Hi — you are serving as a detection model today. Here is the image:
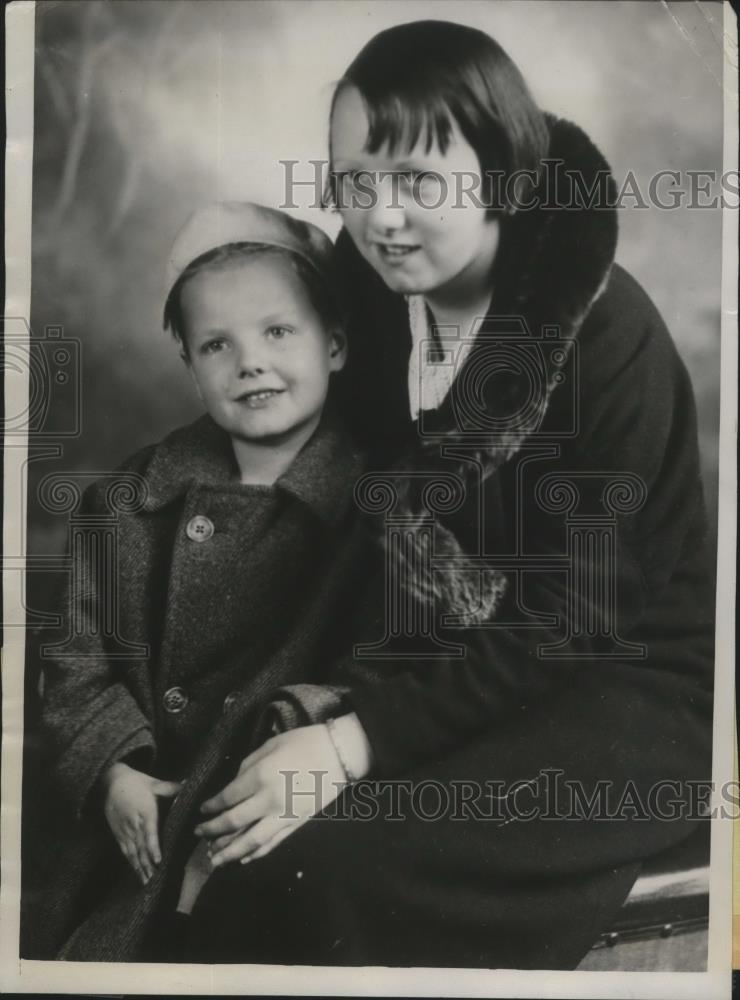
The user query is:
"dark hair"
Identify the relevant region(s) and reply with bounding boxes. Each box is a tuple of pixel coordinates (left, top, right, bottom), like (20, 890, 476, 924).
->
(163, 242, 344, 355)
(326, 20, 549, 214)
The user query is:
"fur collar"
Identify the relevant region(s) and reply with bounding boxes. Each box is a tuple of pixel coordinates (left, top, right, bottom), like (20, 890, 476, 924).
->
(416, 114, 618, 463)
(393, 116, 619, 621)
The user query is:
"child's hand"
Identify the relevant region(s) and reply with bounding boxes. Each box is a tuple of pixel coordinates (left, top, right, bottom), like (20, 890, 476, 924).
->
(195, 723, 352, 868)
(101, 761, 181, 884)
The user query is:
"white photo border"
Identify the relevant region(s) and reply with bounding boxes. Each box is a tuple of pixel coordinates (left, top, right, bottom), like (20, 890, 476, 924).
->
(2, 2, 736, 996)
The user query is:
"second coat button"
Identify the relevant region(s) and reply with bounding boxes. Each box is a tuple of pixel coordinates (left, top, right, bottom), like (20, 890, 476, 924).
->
(186, 515, 214, 542)
(163, 686, 189, 714)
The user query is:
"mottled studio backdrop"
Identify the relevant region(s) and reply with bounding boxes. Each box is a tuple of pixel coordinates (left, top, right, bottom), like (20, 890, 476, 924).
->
(27, 0, 724, 574)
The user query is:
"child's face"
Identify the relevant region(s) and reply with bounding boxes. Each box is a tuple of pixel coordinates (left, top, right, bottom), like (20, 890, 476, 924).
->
(331, 85, 500, 299)
(180, 254, 345, 445)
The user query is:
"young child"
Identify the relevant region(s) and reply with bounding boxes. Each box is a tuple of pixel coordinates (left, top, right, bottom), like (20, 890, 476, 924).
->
(38, 202, 373, 960)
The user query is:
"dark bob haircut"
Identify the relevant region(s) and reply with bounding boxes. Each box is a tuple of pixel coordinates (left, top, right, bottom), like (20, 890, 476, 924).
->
(163, 243, 345, 356)
(326, 19, 549, 214)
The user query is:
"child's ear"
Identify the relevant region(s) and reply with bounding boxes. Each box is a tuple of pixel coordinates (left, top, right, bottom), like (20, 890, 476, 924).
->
(328, 328, 348, 372)
(176, 332, 190, 367)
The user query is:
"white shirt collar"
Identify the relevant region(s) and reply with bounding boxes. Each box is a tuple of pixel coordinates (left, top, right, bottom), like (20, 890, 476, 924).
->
(406, 295, 482, 420)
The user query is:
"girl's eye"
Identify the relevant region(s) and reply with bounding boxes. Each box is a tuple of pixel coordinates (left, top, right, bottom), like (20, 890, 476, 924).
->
(266, 325, 294, 340)
(400, 170, 438, 187)
(341, 169, 374, 191)
(349, 170, 365, 185)
(200, 338, 226, 355)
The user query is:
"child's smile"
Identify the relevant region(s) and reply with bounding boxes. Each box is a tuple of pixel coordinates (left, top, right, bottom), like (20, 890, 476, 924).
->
(234, 387, 286, 408)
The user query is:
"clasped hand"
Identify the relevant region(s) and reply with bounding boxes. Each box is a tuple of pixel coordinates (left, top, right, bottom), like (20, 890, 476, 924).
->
(103, 720, 366, 882)
(194, 723, 348, 867)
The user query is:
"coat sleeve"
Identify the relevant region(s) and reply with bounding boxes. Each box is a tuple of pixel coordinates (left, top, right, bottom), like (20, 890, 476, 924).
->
(342, 269, 714, 783)
(41, 481, 155, 816)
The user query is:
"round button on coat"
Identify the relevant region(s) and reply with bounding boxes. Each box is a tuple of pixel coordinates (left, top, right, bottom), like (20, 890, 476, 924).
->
(163, 686, 189, 714)
(186, 515, 214, 542)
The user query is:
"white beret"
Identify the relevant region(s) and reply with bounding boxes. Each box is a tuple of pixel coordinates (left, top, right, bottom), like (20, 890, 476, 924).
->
(164, 201, 334, 314)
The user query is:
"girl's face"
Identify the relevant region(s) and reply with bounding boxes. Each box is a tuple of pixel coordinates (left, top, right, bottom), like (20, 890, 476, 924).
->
(181, 254, 345, 446)
(330, 85, 500, 300)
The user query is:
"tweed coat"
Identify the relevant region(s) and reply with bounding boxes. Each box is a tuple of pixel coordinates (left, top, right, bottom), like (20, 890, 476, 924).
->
(26, 412, 368, 960)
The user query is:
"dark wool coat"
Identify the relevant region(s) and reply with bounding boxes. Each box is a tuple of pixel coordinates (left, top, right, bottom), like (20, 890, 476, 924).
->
(25, 413, 368, 960)
(329, 116, 715, 781)
(180, 114, 714, 970)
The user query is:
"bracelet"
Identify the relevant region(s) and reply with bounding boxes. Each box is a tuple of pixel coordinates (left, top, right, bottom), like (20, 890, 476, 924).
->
(325, 717, 357, 784)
